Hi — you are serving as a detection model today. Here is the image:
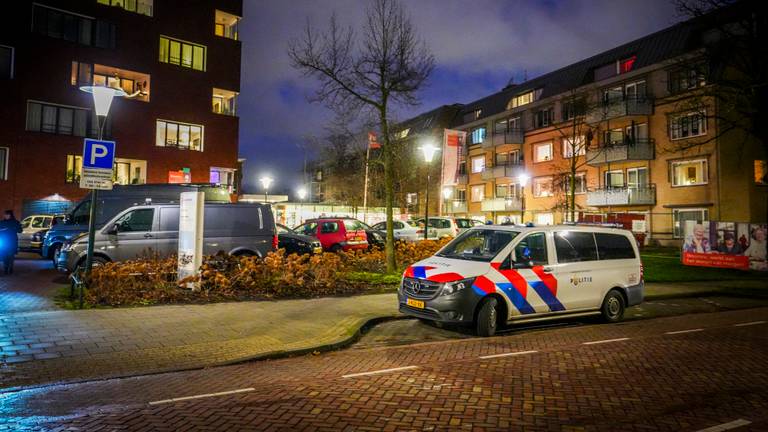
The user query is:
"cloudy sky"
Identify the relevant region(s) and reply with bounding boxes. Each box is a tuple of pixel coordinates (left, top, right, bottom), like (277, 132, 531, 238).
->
(238, 0, 683, 193)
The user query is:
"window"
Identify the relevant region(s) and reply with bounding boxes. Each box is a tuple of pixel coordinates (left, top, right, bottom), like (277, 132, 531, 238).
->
(562, 136, 585, 158)
(462, 109, 483, 124)
(533, 142, 553, 162)
(0, 147, 8, 180)
(756, 160, 768, 185)
(1, 45, 13, 79)
(159, 36, 206, 71)
(555, 231, 598, 263)
(561, 98, 585, 121)
(533, 177, 553, 197)
(594, 56, 637, 81)
(605, 170, 625, 188)
(438, 229, 518, 262)
(212, 88, 238, 115)
(405, 192, 418, 206)
(671, 159, 707, 186)
(470, 185, 484, 202)
(470, 127, 486, 145)
(296, 222, 318, 236)
(673, 208, 708, 238)
(156, 120, 203, 151)
(73, 62, 151, 102)
(67, 156, 145, 185)
(627, 167, 649, 188)
(97, 0, 153, 16)
(669, 65, 706, 93)
(514, 232, 548, 265)
(65, 155, 83, 183)
(563, 173, 586, 194)
(26, 101, 105, 138)
(595, 233, 636, 260)
(494, 116, 521, 134)
(113, 209, 154, 232)
(455, 189, 467, 202)
(210, 167, 235, 188)
(496, 150, 519, 166)
(496, 183, 521, 198)
(620, 55, 637, 74)
(509, 90, 538, 109)
(32, 4, 115, 48)
(533, 107, 554, 129)
(670, 111, 707, 139)
(396, 128, 410, 139)
(320, 222, 339, 234)
(471, 156, 485, 173)
(535, 213, 554, 225)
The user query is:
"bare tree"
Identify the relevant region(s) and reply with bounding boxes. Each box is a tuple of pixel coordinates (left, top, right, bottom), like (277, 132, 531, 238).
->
(288, 0, 434, 271)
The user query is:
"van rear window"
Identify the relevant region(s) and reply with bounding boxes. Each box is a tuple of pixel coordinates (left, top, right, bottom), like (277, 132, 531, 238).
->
(554, 231, 599, 263)
(595, 233, 636, 260)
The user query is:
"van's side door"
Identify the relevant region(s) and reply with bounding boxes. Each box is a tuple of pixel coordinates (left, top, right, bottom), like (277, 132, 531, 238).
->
(550, 230, 601, 310)
(155, 206, 180, 257)
(107, 208, 157, 261)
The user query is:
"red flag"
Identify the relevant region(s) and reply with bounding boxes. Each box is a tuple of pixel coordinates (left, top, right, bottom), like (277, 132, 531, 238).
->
(368, 132, 381, 149)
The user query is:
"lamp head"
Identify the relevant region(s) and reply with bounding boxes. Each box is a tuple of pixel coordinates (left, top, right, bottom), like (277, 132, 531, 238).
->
(442, 187, 453, 200)
(79, 85, 126, 117)
(259, 176, 273, 190)
(420, 142, 439, 163)
(297, 187, 307, 200)
(517, 173, 530, 187)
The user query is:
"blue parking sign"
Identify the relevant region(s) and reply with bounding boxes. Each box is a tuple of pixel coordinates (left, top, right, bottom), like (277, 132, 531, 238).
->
(82, 139, 116, 169)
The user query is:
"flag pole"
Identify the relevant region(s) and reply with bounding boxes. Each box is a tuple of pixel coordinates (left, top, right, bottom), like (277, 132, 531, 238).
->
(363, 136, 371, 223)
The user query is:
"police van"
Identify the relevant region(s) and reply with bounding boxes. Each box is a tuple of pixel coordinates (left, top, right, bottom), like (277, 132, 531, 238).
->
(398, 224, 644, 336)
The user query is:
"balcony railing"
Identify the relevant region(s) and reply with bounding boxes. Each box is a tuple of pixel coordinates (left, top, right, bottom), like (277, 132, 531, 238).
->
(481, 162, 525, 181)
(490, 128, 525, 146)
(481, 197, 523, 212)
(586, 184, 656, 206)
(443, 200, 468, 214)
(586, 138, 655, 166)
(587, 97, 653, 123)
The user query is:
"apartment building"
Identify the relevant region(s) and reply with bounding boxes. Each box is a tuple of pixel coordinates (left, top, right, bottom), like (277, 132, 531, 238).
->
(439, 8, 766, 245)
(0, 0, 242, 216)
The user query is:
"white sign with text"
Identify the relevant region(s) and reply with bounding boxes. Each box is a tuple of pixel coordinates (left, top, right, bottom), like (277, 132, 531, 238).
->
(178, 191, 204, 290)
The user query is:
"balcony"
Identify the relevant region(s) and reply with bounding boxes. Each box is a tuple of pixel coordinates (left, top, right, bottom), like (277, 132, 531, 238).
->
(586, 138, 655, 166)
(481, 197, 523, 212)
(492, 128, 525, 145)
(586, 185, 656, 206)
(587, 97, 653, 123)
(443, 200, 468, 214)
(481, 162, 525, 181)
(479, 134, 493, 149)
(212, 88, 238, 116)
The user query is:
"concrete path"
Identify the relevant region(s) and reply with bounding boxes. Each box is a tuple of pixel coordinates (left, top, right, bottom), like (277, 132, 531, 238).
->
(0, 254, 67, 314)
(0, 294, 398, 391)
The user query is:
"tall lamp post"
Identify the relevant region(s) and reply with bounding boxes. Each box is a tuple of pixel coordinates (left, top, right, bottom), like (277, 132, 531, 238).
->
(518, 173, 530, 224)
(296, 186, 307, 225)
(79, 84, 125, 284)
(259, 176, 273, 203)
(420, 142, 439, 240)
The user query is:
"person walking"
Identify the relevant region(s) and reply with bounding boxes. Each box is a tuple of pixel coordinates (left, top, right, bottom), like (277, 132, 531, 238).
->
(0, 210, 23, 275)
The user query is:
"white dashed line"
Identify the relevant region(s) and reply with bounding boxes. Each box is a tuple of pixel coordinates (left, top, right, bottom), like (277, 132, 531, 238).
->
(148, 387, 255, 405)
(665, 328, 704, 335)
(479, 350, 538, 360)
(733, 321, 766, 327)
(695, 418, 751, 432)
(582, 338, 630, 345)
(342, 366, 418, 379)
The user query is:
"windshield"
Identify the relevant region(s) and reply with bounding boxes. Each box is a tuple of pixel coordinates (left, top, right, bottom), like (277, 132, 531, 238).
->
(32, 217, 51, 228)
(21, 217, 32, 229)
(436, 229, 519, 262)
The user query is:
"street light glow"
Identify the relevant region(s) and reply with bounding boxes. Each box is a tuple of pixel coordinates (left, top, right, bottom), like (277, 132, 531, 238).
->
(259, 176, 274, 190)
(79, 85, 127, 117)
(420, 142, 439, 163)
(297, 187, 307, 200)
(518, 173, 530, 187)
(442, 187, 453, 199)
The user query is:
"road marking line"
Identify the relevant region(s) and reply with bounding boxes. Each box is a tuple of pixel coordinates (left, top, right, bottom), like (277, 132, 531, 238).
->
(479, 350, 538, 359)
(665, 328, 704, 335)
(695, 419, 751, 432)
(733, 321, 766, 327)
(582, 337, 630, 345)
(342, 365, 418, 379)
(148, 388, 255, 405)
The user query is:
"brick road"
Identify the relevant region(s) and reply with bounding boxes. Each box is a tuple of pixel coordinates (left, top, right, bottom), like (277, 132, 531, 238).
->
(0, 254, 66, 314)
(1, 307, 765, 431)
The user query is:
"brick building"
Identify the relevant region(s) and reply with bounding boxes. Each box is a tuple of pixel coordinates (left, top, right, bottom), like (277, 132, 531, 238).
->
(0, 0, 242, 216)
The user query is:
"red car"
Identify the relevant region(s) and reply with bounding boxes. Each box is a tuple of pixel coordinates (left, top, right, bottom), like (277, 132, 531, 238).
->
(294, 218, 369, 252)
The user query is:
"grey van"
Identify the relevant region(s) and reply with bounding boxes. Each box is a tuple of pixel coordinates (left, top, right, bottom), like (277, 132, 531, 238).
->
(57, 202, 276, 273)
(42, 184, 231, 264)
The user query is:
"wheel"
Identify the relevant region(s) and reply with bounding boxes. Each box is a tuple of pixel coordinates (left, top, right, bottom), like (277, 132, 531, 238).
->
(330, 244, 342, 253)
(601, 290, 625, 323)
(50, 244, 62, 265)
(475, 297, 499, 337)
(75, 256, 108, 274)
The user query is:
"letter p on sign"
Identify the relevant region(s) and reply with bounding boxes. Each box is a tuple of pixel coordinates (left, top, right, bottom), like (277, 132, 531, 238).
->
(82, 139, 116, 170)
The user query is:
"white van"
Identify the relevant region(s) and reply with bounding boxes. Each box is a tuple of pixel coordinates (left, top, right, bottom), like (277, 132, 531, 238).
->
(398, 224, 644, 336)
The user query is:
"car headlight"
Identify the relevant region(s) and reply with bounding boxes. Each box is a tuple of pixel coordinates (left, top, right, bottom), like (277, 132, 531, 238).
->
(61, 241, 73, 252)
(441, 278, 475, 296)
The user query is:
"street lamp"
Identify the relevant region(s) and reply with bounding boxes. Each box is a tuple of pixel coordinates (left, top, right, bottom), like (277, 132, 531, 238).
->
(420, 142, 439, 240)
(259, 176, 273, 203)
(78, 83, 125, 296)
(518, 173, 530, 224)
(297, 187, 307, 201)
(441, 187, 452, 215)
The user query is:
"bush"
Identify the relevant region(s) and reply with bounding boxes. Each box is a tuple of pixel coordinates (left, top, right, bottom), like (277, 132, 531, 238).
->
(85, 237, 453, 307)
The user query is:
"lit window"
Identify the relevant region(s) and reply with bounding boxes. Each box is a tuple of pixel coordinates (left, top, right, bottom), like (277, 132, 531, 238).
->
(670, 111, 707, 139)
(673, 208, 708, 238)
(533, 177, 553, 197)
(563, 173, 587, 194)
(533, 107, 554, 129)
(620, 55, 637, 74)
(156, 120, 204, 151)
(671, 159, 707, 186)
(471, 156, 485, 173)
(509, 90, 535, 109)
(210, 167, 235, 189)
(533, 142, 553, 162)
(214, 10, 240, 40)
(0, 147, 8, 180)
(562, 136, 586, 158)
(212, 88, 238, 116)
(605, 170, 625, 188)
(159, 36, 206, 71)
(396, 128, 410, 139)
(98, 0, 153, 16)
(470, 127, 486, 145)
(756, 160, 768, 185)
(470, 185, 485, 202)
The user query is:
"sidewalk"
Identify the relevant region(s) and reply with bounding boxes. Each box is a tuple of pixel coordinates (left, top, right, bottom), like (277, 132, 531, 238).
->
(1, 279, 766, 392)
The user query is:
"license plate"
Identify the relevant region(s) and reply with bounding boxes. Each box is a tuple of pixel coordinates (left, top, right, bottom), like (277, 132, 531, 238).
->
(313, 247, 323, 254)
(406, 298, 425, 309)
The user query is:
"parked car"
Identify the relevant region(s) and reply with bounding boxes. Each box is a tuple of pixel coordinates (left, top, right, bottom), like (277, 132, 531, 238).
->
(414, 217, 459, 238)
(18, 215, 54, 253)
(455, 218, 485, 233)
(294, 218, 368, 252)
(43, 184, 231, 265)
(276, 224, 323, 255)
(371, 220, 436, 242)
(357, 220, 386, 249)
(398, 224, 644, 336)
(57, 203, 275, 273)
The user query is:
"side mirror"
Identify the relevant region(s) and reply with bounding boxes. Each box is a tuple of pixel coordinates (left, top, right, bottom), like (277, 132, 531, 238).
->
(512, 260, 534, 269)
(106, 224, 119, 235)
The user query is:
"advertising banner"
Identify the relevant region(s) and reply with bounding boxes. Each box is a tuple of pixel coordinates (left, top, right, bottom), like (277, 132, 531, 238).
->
(682, 221, 767, 271)
(441, 129, 466, 186)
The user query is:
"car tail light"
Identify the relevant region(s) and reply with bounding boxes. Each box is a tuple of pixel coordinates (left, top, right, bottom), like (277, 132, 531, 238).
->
(640, 262, 644, 281)
(416, 229, 424, 234)
(272, 235, 278, 250)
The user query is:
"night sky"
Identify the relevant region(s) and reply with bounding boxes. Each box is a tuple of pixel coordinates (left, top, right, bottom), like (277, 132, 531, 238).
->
(237, 0, 682, 194)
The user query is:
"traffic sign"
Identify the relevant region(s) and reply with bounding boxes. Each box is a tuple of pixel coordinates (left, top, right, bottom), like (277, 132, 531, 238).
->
(80, 139, 116, 190)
